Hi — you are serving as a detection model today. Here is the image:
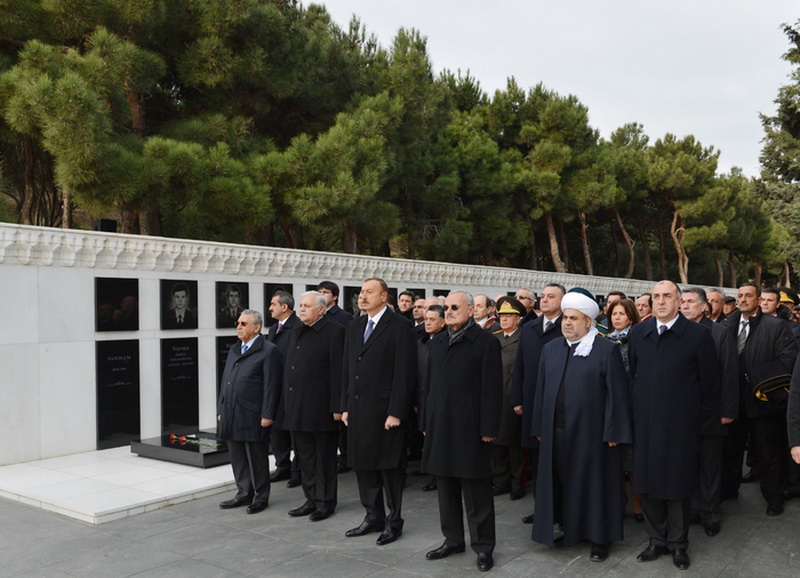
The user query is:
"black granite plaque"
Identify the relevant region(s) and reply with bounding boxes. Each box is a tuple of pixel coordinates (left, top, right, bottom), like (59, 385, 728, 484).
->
(216, 335, 239, 395)
(407, 288, 426, 299)
(263, 282, 294, 327)
(160, 280, 198, 330)
(160, 337, 199, 435)
(343, 285, 361, 316)
(433, 289, 450, 297)
(95, 278, 139, 332)
(216, 282, 249, 329)
(96, 340, 140, 449)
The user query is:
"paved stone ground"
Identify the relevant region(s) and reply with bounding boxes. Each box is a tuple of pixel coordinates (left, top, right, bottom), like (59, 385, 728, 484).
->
(1, 464, 799, 577)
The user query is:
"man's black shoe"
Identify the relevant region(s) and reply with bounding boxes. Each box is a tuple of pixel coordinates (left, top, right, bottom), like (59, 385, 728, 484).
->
(219, 497, 251, 509)
(704, 522, 720, 537)
(521, 513, 534, 524)
(672, 548, 690, 570)
(766, 504, 784, 517)
(376, 526, 402, 546)
(288, 502, 316, 517)
(345, 521, 382, 537)
(270, 469, 291, 483)
(337, 462, 351, 474)
(421, 480, 437, 492)
(477, 552, 493, 572)
(590, 543, 608, 562)
(492, 484, 510, 496)
(425, 543, 466, 560)
(246, 502, 268, 514)
(286, 477, 301, 488)
(309, 508, 333, 522)
(637, 544, 669, 562)
(509, 488, 525, 500)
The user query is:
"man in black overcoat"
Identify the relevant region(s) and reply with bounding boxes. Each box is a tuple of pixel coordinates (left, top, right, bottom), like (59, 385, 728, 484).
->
(341, 278, 416, 546)
(680, 288, 738, 537)
(628, 281, 718, 571)
(720, 283, 797, 515)
(279, 291, 345, 522)
(217, 309, 283, 514)
(510, 282, 564, 523)
(789, 354, 800, 467)
(318, 280, 354, 326)
(421, 291, 502, 572)
(267, 290, 303, 486)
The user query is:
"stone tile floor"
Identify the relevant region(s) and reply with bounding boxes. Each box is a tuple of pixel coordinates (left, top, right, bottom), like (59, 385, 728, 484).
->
(0, 450, 798, 576)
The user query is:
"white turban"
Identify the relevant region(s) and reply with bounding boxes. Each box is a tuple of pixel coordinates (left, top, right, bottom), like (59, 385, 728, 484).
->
(561, 291, 600, 321)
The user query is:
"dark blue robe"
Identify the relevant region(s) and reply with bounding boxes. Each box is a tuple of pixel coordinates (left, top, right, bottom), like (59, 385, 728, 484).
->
(531, 335, 632, 547)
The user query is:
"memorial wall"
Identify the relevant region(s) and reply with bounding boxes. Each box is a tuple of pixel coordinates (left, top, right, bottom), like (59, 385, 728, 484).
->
(0, 222, 668, 466)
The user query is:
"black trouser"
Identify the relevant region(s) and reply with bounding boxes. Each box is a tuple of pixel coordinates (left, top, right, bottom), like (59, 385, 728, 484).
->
(435, 475, 495, 554)
(293, 430, 338, 511)
(721, 413, 750, 498)
(271, 427, 299, 479)
(490, 443, 525, 491)
(639, 494, 690, 551)
(691, 435, 724, 525)
(750, 415, 788, 507)
(227, 438, 271, 505)
(355, 468, 405, 530)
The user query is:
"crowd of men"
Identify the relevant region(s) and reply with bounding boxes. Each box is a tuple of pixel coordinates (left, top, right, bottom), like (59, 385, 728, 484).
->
(215, 277, 800, 572)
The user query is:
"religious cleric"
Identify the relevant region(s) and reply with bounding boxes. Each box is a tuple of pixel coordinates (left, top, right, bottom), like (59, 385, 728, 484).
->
(531, 288, 633, 562)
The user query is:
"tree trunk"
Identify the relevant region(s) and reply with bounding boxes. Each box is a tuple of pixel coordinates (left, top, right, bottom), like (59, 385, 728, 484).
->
(754, 261, 762, 286)
(118, 202, 139, 234)
(784, 262, 791, 289)
(343, 223, 358, 254)
(714, 258, 724, 287)
(610, 221, 620, 277)
(61, 187, 72, 228)
(669, 209, 689, 284)
(614, 208, 635, 278)
(638, 218, 653, 280)
(556, 216, 570, 271)
(527, 224, 538, 270)
(578, 211, 593, 276)
(139, 209, 163, 236)
(657, 221, 667, 280)
(727, 252, 737, 288)
(545, 213, 567, 273)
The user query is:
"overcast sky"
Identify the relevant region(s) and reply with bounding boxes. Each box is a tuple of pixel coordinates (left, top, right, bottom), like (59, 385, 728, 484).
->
(321, 1, 799, 177)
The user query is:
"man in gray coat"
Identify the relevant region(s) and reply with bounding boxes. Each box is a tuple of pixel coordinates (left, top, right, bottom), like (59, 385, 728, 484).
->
(217, 310, 283, 514)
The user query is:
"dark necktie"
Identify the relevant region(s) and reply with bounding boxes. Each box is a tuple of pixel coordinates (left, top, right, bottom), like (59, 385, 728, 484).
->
(177, 315, 183, 324)
(658, 324, 667, 335)
(276, 322, 284, 335)
(364, 319, 375, 343)
(737, 320, 748, 354)
(544, 320, 553, 333)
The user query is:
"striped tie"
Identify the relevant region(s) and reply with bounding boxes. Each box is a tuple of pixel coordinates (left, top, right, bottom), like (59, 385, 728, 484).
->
(737, 320, 748, 354)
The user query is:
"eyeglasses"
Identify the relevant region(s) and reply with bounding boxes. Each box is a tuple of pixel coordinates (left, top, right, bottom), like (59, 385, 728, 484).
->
(443, 305, 461, 311)
(236, 321, 250, 327)
(515, 295, 532, 300)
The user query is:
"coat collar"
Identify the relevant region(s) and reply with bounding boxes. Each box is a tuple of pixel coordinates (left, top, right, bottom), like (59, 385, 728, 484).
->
(238, 333, 264, 357)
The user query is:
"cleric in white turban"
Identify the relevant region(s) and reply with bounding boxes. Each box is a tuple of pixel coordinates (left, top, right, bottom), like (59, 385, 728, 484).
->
(530, 286, 633, 562)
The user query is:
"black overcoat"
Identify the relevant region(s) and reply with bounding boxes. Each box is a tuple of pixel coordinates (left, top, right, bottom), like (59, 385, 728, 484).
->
(493, 328, 522, 445)
(341, 309, 416, 470)
(267, 312, 302, 357)
(326, 304, 354, 326)
(510, 315, 563, 447)
(421, 322, 503, 479)
(217, 335, 283, 442)
(531, 336, 632, 547)
(723, 309, 797, 418)
(788, 354, 800, 448)
(277, 316, 344, 432)
(628, 314, 717, 500)
(699, 316, 738, 435)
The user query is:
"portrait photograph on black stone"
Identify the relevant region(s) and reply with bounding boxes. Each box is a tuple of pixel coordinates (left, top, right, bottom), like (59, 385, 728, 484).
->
(343, 285, 360, 316)
(160, 279, 198, 330)
(96, 340, 140, 449)
(216, 282, 249, 329)
(263, 282, 293, 326)
(216, 335, 239, 396)
(95, 277, 139, 332)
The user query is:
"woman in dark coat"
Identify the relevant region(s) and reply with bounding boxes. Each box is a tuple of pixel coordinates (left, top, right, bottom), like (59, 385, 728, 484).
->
(531, 291, 632, 561)
(606, 298, 643, 522)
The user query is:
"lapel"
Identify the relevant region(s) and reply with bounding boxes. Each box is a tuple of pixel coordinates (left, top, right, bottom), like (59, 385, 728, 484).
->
(551, 339, 571, 386)
(642, 317, 659, 343)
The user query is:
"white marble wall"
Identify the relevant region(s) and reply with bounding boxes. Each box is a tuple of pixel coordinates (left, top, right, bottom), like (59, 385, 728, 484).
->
(0, 223, 716, 466)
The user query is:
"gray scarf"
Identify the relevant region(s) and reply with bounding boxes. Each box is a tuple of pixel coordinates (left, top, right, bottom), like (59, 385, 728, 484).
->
(448, 318, 475, 345)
